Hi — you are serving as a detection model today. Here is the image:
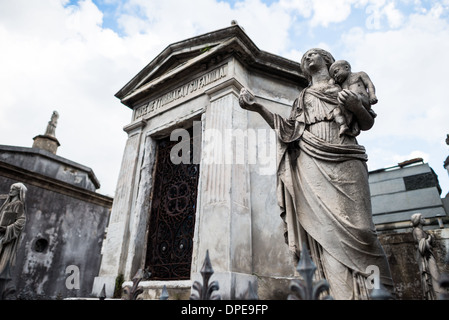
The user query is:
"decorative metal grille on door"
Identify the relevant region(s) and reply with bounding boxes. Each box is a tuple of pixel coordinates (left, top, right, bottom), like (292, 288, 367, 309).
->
(145, 130, 200, 280)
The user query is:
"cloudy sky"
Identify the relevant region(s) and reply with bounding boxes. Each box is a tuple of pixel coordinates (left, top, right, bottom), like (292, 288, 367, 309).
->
(1, 0, 448, 197)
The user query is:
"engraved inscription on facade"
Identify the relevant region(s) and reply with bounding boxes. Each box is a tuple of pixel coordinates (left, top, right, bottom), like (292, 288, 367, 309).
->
(134, 64, 228, 121)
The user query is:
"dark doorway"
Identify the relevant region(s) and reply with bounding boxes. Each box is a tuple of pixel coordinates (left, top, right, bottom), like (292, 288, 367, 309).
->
(145, 127, 200, 280)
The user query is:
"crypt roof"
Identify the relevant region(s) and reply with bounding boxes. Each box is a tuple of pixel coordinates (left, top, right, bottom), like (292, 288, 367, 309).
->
(0, 144, 101, 191)
(115, 24, 308, 108)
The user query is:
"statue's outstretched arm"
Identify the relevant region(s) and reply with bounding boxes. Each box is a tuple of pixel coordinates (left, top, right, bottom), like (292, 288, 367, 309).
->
(239, 88, 275, 129)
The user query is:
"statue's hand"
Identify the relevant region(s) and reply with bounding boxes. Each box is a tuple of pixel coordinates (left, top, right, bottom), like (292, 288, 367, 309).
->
(239, 88, 258, 111)
(338, 89, 362, 113)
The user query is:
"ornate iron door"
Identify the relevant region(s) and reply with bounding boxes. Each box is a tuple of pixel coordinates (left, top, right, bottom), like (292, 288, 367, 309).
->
(145, 132, 200, 280)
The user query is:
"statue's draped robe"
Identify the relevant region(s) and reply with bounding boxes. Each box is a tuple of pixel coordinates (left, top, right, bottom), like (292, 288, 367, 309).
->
(274, 88, 393, 299)
(414, 230, 442, 300)
(0, 200, 26, 279)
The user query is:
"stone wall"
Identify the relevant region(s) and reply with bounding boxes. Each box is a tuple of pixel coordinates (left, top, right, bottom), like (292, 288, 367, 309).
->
(0, 159, 112, 299)
(379, 228, 449, 300)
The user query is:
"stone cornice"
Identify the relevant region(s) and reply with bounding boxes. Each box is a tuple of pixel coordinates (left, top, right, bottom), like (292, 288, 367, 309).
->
(0, 144, 101, 189)
(0, 160, 113, 208)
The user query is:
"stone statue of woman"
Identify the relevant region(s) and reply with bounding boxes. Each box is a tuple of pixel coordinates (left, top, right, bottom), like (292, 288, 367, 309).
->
(0, 182, 27, 298)
(239, 48, 393, 299)
(411, 213, 442, 300)
(44, 110, 59, 137)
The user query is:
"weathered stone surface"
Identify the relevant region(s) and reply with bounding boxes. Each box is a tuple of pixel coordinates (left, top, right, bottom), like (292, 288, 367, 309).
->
(98, 25, 306, 299)
(0, 164, 111, 299)
(0, 145, 100, 192)
(32, 111, 60, 155)
(32, 135, 60, 155)
(379, 228, 449, 299)
(378, 232, 423, 299)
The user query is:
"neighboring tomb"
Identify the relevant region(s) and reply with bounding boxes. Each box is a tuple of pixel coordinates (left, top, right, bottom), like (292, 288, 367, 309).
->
(370, 158, 449, 299)
(0, 112, 112, 299)
(369, 158, 447, 233)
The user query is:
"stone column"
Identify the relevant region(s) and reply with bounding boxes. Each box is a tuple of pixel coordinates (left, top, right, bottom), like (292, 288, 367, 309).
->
(191, 82, 256, 299)
(92, 119, 146, 298)
(123, 134, 157, 279)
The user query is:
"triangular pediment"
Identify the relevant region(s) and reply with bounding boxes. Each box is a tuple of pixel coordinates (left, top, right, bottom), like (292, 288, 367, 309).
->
(127, 42, 223, 94)
(116, 24, 307, 108)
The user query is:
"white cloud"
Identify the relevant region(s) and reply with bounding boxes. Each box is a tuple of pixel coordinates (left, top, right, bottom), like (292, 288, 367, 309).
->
(309, 0, 356, 27)
(279, 0, 360, 27)
(364, 0, 407, 29)
(340, 6, 449, 142)
(278, 0, 313, 17)
(283, 48, 305, 62)
(392, 150, 430, 164)
(341, 4, 449, 194)
(365, 146, 429, 170)
(383, 2, 405, 28)
(278, 0, 407, 29)
(115, 0, 293, 54)
(0, 0, 136, 196)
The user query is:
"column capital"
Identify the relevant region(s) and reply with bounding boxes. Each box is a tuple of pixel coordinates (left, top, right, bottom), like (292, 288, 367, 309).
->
(205, 78, 244, 103)
(123, 119, 147, 135)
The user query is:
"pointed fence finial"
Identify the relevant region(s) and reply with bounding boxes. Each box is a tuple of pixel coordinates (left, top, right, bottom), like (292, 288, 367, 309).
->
(99, 284, 106, 300)
(288, 243, 332, 300)
(160, 285, 169, 300)
(122, 268, 151, 300)
(190, 250, 221, 300)
(370, 284, 393, 300)
(238, 281, 259, 300)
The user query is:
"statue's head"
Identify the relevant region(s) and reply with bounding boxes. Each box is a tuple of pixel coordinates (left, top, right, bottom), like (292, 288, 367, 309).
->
(329, 60, 351, 84)
(51, 111, 59, 122)
(9, 183, 27, 202)
(411, 213, 423, 227)
(300, 48, 335, 81)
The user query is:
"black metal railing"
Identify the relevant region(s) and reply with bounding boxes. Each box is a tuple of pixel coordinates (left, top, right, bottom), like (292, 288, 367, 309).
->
(115, 246, 449, 300)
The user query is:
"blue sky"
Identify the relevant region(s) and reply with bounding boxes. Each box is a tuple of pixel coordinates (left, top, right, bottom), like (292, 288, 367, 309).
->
(0, 0, 448, 197)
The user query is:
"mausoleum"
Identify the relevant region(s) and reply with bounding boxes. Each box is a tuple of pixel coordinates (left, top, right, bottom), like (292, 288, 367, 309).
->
(0, 112, 112, 299)
(93, 24, 307, 299)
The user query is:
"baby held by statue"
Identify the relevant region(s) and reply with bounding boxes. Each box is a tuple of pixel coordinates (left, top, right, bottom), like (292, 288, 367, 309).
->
(329, 60, 378, 136)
